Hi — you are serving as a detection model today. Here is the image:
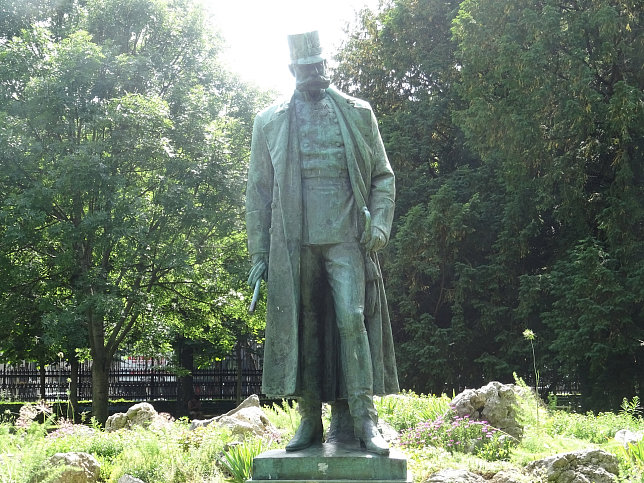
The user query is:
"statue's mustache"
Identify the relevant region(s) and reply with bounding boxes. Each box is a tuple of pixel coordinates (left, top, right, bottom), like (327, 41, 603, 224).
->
(296, 73, 330, 90)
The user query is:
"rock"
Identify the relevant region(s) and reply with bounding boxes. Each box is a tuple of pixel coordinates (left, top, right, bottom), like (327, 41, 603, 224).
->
(189, 416, 216, 431)
(216, 395, 274, 438)
(105, 402, 168, 432)
(490, 469, 531, 482)
(48, 452, 100, 483)
(105, 412, 128, 432)
(451, 382, 523, 439)
(615, 429, 643, 447)
(117, 475, 145, 483)
(189, 394, 277, 439)
(223, 394, 262, 414)
(217, 412, 268, 437)
(526, 449, 619, 483)
(425, 468, 485, 482)
(378, 419, 399, 444)
(125, 402, 157, 427)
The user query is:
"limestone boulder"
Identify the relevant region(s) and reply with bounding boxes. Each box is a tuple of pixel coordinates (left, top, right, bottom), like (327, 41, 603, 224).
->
(615, 429, 643, 447)
(48, 452, 100, 483)
(189, 416, 216, 431)
(105, 402, 171, 432)
(217, 408, 272, 437)
(189, 394, 277, 439)
(451, 382, 523, 439)
(125, 402, 157, 427)
(425, 468, 485, 482)
(378, 419, 399, 444)
(490, 469, 532, 483)
(105, 412, 128, 432)
(526, 449, 619, 483)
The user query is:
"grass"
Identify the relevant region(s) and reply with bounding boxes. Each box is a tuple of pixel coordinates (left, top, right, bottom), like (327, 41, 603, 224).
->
(375, 391, 452, 431)
(0, 411, 235, 482)
(0, 391, 643, 482)
(382, 388, 644, 482)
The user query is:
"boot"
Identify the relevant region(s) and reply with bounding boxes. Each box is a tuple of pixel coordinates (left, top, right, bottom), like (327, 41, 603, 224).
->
(340, 327, 389, 456)
(355, 416, 389, 455)
(285, 399, 323, 451)
(326, 400, 358, 445)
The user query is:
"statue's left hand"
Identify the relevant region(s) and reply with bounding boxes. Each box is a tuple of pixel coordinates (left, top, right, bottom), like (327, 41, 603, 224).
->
(365, 227, 387, 252)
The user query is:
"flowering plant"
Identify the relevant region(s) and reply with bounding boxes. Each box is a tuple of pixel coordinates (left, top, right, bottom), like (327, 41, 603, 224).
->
(399, 412, 516, 461)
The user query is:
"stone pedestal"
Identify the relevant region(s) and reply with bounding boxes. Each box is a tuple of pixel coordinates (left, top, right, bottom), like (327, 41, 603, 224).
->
(249, 442, 411, 482)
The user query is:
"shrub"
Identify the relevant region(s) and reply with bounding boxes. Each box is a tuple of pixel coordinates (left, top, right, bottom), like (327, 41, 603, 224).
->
(625, 439, 644, 469)
(375, 391, 451, 431)
(262, 400, 300, 443)
(547, 410, 644, 444)
(219, 438, 267, 483)
(0, 413, 232, 482)
(400, 413, 517, 461)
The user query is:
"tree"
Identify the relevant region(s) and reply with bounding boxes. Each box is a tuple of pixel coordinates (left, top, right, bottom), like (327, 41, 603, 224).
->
(335, 0, 642, 406)
(334, 0, 476, 216)
(453, 0, 643, 408)
(334, 0, 498, 393)
(0, 0, 270, 422)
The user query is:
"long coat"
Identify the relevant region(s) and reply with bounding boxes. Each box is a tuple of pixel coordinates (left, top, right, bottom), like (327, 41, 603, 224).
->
(246, 86, 399, 399)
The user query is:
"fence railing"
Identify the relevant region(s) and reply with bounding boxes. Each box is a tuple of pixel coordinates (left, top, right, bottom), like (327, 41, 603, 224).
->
(1, 360, 581, 404)
(0, 361, 262, 402)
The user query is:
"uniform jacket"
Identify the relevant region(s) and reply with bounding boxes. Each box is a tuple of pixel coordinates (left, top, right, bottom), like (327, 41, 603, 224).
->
(246, 86, 399, 398)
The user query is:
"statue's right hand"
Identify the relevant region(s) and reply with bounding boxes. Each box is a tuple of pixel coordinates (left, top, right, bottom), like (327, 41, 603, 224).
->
(247, 255, 267, 287)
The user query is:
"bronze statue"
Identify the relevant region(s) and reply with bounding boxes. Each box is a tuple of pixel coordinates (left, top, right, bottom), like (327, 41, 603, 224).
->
(246, 31, 398, 455)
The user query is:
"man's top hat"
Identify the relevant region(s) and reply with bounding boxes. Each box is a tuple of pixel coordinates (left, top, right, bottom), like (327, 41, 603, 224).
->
(288, 31, 325, 65)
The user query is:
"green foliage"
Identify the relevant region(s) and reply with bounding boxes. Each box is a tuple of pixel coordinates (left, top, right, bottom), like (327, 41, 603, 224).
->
(261, 400, 300, 443)
(337, 0, 643, 408)
(219, 438, 266, 483)
(400, 413, 517, 461)
(617, 438, 644, 483)
(375, 392, 451, 432)
(624, 439, 644, 471)
(620, 396, 642, 419)
(512, 374, 548, 433)
(3, 392, 644, 481)
(547, 410, 643, 444)
(0, 415, 233, 482)
(453, 0, 643, 409)
(0, 0, 271, 422)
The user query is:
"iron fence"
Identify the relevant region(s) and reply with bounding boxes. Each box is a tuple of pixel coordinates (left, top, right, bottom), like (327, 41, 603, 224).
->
(0, 360, 262, 402)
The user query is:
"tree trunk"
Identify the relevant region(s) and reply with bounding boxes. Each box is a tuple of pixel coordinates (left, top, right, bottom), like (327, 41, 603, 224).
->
(68, 357, 79, 421)
(91, 355, 110, 425)
(176, 338, 194, 418)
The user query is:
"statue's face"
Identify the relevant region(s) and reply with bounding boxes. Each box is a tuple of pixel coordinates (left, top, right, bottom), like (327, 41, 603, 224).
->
(290, 61, 330, 92)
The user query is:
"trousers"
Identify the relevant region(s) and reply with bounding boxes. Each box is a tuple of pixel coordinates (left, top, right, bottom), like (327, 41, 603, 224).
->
(298, 242, 375, 421)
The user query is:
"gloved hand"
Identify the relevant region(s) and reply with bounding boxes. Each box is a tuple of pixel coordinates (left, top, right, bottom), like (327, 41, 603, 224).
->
(247, 253, 267, 287)
(362, 226, 387, 252)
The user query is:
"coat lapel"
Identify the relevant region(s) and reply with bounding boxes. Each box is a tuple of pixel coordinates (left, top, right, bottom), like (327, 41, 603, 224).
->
(262, 101, 291, 182)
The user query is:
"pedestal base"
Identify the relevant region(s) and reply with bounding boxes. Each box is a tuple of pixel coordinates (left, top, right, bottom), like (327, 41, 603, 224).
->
(249, 442, 411, 482)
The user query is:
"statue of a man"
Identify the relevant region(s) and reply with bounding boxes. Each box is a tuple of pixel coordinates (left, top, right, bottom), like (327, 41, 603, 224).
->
(246, 31, 398, 455)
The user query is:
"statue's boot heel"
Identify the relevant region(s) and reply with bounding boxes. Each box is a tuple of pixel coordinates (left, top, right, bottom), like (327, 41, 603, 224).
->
(326, 400, 358, 444)
(355, 417, 389, 455)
